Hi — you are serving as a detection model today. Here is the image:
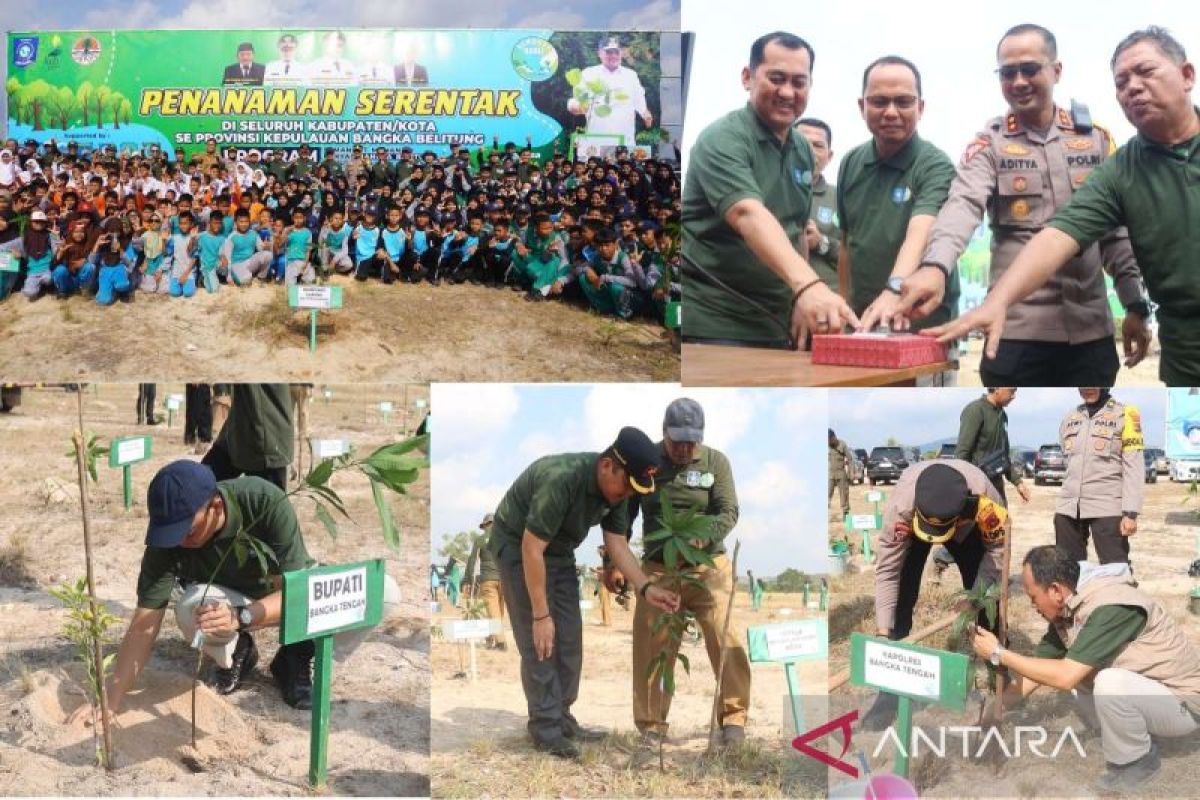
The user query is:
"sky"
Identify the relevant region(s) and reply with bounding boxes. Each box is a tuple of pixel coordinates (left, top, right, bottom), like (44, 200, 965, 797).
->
(682, 0, 1198, 179)
(827, 387, 1171, 452)
(430, 384, 830, 576)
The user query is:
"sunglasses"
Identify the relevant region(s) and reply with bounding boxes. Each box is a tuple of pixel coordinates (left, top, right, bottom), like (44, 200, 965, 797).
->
(996, 61, 1047, 81)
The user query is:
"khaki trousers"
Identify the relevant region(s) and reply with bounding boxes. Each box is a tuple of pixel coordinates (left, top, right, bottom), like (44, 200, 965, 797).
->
(631, 555, 751, 733)
(598, 583, 613, 626)
(478, 579, 506, 646)
(1075, 667, 1200, 764)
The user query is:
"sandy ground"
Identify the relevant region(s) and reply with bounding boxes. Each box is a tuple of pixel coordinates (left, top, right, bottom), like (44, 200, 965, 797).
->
(0, 384, 430, 796)
(0, 278, 679, 384)
(954, 334, 1162, 387)
(430, 589, 827, 798)
(826, 477, 1200, 798)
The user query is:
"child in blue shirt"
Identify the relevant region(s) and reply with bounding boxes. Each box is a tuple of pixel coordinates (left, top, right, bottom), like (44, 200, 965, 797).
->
(284, 208, 314, 285)
(318, 209, 353, 277)
(168, 211, 200, 298)
(376, 205, 407, 285)
(197, 212, 229, 293)
(352, 208, 383, 282)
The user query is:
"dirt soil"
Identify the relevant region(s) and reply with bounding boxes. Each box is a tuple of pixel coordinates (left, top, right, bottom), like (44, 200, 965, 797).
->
(0, 278, 679, 383)
(826, 477, 1200, 798)
(431, 590, 827, 798)
(0, 384, 430, 796)
(955, 334, 1162, 387)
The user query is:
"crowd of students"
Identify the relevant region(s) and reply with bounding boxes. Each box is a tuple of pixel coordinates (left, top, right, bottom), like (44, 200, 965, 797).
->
(0, 136, 681, 323)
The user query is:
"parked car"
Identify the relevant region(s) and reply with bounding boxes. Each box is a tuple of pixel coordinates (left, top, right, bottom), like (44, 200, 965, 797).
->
(1145, 447, 1169, 475)
(867, 446, 909, 485)
(1013, 448, 1036, 479)
(1143, 451, 1158, 483)
(937, 443, 957, 459)
(849, 454, 865, 485)
(1034, 444, 1067, 485)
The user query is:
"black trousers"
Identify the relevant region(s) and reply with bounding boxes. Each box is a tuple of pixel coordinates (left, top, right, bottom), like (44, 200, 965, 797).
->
(137, 383, 156, 424)
(980, 337, 1120, 386)
(184, 384, 213, 444)
(1054, 513, 1128, 564)
(202, 438, 287, 491)
(892, 528, 988, 640)
(497, 546, 584, 745)
(483, 250, 513, 285)
(989, 475, 1008, 504)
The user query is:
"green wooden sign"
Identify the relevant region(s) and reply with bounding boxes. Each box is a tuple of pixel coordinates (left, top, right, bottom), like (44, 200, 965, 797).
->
(850, 633, 971, 778)
(665, 300, 681, 330)
(747, 619, 828, 663)
(288, 285, 344, 353)
(280, 559, 386, 789)
(108, 435, 152, 510)
(281, 559, 385, 645)
(849, 633, 969, 710)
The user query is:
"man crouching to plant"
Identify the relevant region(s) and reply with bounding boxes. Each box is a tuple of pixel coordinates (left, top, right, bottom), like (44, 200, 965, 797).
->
(75, 460, 322, 722)
(971, 545, 1200, 792)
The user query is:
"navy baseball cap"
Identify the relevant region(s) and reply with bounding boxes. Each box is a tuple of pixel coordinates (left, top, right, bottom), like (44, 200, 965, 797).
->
(145, 460, 217, 547)
(608, 427, 664, 495)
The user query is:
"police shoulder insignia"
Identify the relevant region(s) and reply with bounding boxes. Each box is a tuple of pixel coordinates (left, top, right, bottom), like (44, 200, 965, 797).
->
(1094, 123, 1117, 156)
(1122, 405, 1145, 450)
(976, 497, 1008, 545)
(961, 136, 990, 166)
(1001, 143, 1030, 156)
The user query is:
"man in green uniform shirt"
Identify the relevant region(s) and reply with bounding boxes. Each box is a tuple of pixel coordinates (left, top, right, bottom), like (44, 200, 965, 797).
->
(489, 427, 680, 759)
(838, 56, 958, 331)
(955, 387, 1030, 504)
(202, 383, 294, 490)
(96, 462, 314, 718)
(913, 27, 1200, 384)
(828, 428, 852, 518)
(796, 118, 841, 289)
(972, 546, 1200, 791)
(466, 513, 506, 650)
(627, 399, 748, 747)
(683, 31, 857, 347)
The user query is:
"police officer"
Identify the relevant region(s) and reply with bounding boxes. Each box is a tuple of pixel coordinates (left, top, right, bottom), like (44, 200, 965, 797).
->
(466, 513, 506, 650)
(955, 387, 1030, 503)
(795, 118, 841, 290)
(909, 27, 1200, 385)
(916, 24, 1148, 385)
(489, 428, 680, 759)
(864, 459, 1008, 729)
(828, 428, 852, 517)
(628, 399, 748, 747)
(1056, 388, 1144, 565)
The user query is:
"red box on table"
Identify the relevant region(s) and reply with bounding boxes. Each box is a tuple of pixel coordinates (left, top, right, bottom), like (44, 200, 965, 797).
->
(811, 334, 947, 369)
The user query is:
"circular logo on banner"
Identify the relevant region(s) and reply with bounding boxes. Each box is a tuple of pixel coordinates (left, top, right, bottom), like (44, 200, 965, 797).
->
(72, 36, 101, 65)
(511, 37, 559, 82)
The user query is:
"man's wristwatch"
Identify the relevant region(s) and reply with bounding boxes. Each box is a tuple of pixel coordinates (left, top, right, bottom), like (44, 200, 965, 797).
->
(236, 606, 254, 631)
(990, 643, 1005, 667)
(1124, 300, 1151, 319)
(884, 276, 904, 295)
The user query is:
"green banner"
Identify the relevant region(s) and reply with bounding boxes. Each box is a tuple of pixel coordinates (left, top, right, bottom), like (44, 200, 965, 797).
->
(6, 29, 664, 159)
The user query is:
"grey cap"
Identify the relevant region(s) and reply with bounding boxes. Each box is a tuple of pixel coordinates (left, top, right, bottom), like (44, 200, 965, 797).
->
(664, 398, 704, 443)
(600, 36, 622, 51)
(480, 512, 494, 528)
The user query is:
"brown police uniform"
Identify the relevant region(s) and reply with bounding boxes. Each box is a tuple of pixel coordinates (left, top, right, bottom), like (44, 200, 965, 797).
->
(828, 437, 852, 515)
(875, 459, 1007, 637)
(924, 107, 1146, 384)
(1055, 396, 1144, 565)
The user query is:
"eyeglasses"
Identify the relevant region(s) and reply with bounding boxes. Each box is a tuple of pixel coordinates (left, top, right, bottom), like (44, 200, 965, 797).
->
(864, 95, 919, 110)
(996, 61, 1046, 81)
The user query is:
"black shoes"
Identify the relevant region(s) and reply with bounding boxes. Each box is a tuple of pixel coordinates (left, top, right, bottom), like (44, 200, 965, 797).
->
(1096, 743, 1161, 792)
(562, 717, 607, 742)
(270, 640, 315, 710)
(209, 632, 258, 695)
(533, 736, 581, 760)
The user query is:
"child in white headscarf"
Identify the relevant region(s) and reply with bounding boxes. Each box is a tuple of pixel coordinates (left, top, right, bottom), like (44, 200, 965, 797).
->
(0, 150, 21, 191)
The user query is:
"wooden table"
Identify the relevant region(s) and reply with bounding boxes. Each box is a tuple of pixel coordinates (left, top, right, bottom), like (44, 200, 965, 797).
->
(682, 343, 957, 387)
